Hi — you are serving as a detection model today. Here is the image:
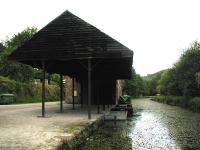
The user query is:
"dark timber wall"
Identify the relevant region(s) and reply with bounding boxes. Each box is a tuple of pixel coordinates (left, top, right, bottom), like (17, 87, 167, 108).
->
(81, 80, 116, 105)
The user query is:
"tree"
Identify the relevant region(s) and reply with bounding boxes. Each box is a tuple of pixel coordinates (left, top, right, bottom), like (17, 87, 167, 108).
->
(175, 41, 200, 96)
(196, 72, 200, 88)
(143, 70, 164, 96)
(124, 68, 147, 96)
(156, 41, 200, 96)
(124, 68, 136, 96)
(0, 27, 37, 82)
(5, 27, 37, 49)
(0, 43, 5, 52)
(157, 68, 180, 95)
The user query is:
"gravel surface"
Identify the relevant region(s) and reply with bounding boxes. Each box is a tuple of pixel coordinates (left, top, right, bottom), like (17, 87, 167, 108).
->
(0, 102, 103, 150)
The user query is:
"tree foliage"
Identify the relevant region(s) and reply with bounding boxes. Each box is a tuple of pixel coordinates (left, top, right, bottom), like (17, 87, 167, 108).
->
(196, 72, 200, 88)
(0, 27, 37, 82)
(157, 69, 180, 95)
(124, 68, 148, 97)
(157, 41, 200, 96)
(139, 70, 164, 96)
(124, 68, 164, 97)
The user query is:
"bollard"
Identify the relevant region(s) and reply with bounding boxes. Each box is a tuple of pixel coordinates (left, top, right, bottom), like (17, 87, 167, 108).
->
(114, 116, 117, 125)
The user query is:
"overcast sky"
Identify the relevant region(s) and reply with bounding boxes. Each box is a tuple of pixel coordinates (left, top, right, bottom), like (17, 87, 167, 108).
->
(1, 0, 200, 76)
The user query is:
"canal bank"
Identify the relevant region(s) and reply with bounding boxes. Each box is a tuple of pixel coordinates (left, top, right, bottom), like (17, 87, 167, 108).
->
(58, 115, 105, 150)
(151, 96, 200, 112)
(78, 121, 132, 150)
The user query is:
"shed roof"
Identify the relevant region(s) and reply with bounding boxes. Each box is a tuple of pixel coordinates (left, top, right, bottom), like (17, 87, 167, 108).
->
(9, 10, 133, 79)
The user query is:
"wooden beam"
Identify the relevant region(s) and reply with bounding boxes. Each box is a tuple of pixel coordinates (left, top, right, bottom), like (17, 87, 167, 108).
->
(42, 61, 46, 117)
(60, 74, 63, 113)
(88, 59, 91, 119)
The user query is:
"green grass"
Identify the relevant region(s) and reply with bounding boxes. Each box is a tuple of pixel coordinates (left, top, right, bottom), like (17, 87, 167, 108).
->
(64, 122, 89, 133)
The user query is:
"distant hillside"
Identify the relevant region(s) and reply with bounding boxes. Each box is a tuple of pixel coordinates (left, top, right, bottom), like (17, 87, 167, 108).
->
(142, 70, 166, 81)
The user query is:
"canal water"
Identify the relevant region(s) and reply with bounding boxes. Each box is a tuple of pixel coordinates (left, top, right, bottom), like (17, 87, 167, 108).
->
(82, 98, 200, 150)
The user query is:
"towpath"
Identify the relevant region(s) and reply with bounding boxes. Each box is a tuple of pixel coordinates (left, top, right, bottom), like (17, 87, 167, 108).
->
(0, 102, 103, 150)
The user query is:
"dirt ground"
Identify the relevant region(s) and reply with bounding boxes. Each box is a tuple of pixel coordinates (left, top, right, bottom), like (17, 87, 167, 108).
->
(0, 102, 104, 150)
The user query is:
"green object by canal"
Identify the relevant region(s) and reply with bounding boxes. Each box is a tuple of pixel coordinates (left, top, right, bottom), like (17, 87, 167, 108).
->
(119, 95, 131, 104)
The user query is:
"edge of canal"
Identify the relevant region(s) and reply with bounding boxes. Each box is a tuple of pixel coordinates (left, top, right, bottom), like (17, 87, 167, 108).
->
(57, 115, 105, 150)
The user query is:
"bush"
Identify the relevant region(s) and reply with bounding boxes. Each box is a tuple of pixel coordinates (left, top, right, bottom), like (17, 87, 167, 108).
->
(151, 95, 200, 112)
(190, 97, 200, 111)
(179, 96, 191, 108)
(151, 96, 166, 103)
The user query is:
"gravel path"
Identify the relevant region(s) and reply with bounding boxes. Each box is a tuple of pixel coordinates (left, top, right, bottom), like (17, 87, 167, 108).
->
(0, 102, 103, 150)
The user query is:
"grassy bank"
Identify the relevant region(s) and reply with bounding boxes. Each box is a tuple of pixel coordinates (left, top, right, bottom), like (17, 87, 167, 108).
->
(81, 123, 132, 150)
(0, 76, 59, 104)
(59, 117, 104, 150)
(59, 118, 132, 150)
(151, 96, 200, 112)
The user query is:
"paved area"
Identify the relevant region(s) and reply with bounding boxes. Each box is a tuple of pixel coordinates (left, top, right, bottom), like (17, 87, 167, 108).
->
(0, 102, 104, 150)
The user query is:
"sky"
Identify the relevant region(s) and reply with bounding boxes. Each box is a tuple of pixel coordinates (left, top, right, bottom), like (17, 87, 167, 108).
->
(1, 0, 200, 76)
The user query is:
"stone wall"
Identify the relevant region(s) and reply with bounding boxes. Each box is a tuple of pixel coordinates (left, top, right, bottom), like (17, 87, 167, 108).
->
(64, 76, 73, 103)
(64, 76, 81, 104)
(116, 80, 124, 103)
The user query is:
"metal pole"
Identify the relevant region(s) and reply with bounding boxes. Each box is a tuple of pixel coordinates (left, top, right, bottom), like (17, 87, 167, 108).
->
(42, 61, 46, 117)
(72, 77, 75, 110)
(88, 59, 91, 119)
(60, 74, 63, 113)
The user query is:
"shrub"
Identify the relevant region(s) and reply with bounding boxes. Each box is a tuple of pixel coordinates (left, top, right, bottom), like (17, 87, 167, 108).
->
(190, 97, 200, 111)
(151, 96, 166, 103)
(151, 95, 200, 112)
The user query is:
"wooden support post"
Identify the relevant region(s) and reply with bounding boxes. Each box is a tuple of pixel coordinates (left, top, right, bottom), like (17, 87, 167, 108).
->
(88, 59, 91, 119)
(116, 81, 118, 105)
(42, 61, 46, 117)
(81, 80, 83, 108)
(114, 116, 117, 125)
(72, 77, 75, 110)
(60, 74, 63, 113)
(97, 86, 100, 114)
(103, 104, 105, 111)
(97, 104, 100, 114)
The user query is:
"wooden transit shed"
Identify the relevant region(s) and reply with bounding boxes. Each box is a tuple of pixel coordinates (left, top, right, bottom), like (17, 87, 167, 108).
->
(9, 10, 133, 119)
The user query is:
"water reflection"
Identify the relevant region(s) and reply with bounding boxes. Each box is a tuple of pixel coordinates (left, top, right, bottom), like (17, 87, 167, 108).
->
(130, 99, 200, 150)
(130, 111, 181, 150)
